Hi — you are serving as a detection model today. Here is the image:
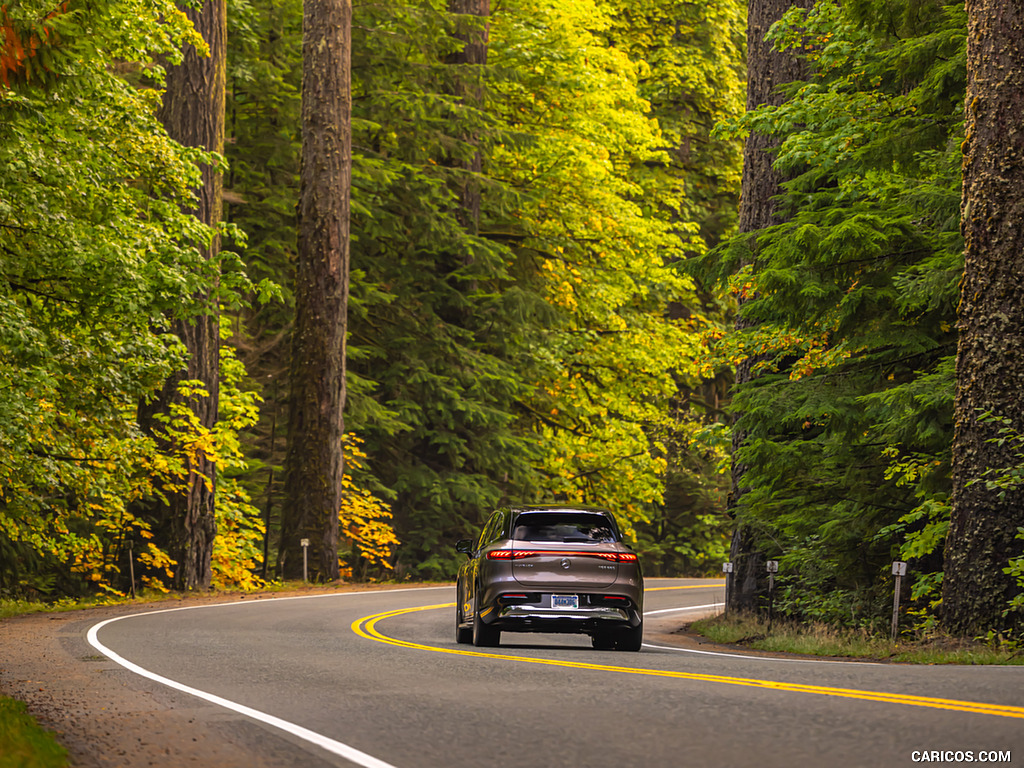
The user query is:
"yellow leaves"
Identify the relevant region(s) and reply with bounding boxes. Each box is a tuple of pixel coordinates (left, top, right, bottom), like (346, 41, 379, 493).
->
(337, 435, 399, 578)
(788, 339, 855, 381)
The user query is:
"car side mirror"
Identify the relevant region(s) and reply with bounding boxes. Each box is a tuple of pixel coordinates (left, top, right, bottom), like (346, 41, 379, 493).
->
(456, 539, 474, 555)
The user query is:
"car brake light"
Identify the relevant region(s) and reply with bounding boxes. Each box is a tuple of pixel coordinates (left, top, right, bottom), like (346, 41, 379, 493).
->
(500, 550, 638, 562)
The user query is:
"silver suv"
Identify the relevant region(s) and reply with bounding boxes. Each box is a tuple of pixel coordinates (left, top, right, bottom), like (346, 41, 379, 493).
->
(455, 505, 644, 651)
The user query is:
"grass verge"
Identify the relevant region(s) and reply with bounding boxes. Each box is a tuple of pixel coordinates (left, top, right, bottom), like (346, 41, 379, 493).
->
(0, 696, 68, 768)
(691, 612, 1024, 665)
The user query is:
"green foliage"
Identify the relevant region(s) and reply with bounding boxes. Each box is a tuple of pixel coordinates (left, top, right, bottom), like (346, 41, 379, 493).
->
(598, 0, 744, 573)
(699, 0, 966, 625)
(0, 0, 227, 598)
(211, 342, 266, 590)
(0, 696, 68, 768)
(489, 0, 697, 523)
(3, 0, 745, 592)
(219, 0, 743, 579)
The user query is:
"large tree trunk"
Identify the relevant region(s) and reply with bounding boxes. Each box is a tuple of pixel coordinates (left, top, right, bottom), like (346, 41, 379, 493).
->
(279, 0, 352, 581)
(943, 0, 1024, 636)
(727, 0, 810, 612)
(154, 0, 227, 591)
(445, 0, 490, 234)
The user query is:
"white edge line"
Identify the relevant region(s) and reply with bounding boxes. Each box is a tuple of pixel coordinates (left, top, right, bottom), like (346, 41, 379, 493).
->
(641, 640, 884, 666)
(84, 587, 449, 768)
(644, 603, 722, 616)
(641, 603, 883, 665)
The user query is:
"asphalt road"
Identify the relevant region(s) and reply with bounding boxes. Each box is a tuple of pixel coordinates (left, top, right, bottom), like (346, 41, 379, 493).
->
(87, 580, 1023, 768)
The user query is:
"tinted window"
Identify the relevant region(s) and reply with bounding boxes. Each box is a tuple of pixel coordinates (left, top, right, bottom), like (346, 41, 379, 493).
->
(512, 513, 618, 543)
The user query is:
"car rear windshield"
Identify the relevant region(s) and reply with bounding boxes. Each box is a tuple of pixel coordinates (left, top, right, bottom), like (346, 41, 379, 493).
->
(512, 512, 618, 543)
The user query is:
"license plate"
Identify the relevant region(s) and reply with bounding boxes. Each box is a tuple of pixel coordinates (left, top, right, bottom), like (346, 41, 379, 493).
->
(551, 595, 578, 609)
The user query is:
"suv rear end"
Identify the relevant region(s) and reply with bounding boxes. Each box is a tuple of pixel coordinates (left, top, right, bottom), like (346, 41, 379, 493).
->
(456, 506, 644, 651)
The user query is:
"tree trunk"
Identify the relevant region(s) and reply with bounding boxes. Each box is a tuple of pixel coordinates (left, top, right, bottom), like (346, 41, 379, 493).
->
(154, 0, 227, 591)
(943, 0, 1024, 636)
(279, 0, 352, 582)
(445, 0, 490, 234)
(727, 0, 810, 612)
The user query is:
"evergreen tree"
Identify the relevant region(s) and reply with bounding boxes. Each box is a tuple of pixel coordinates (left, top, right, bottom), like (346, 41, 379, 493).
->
(725, 0, 811, 611)
(700, 0, 966, 626)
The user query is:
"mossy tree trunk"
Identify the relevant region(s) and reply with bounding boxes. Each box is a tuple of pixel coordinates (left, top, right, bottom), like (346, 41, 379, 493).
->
(943, 0, 1024, 636)
(154, 0, 227, 591)
(279, 0, 352, 581)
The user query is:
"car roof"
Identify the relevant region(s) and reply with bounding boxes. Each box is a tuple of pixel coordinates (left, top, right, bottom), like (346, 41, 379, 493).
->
(508, 504, 613, 515)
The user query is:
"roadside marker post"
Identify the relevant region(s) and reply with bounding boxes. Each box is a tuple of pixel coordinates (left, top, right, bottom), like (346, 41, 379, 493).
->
(891, 561, 907, 640)
(766, 560, 779, 634)
(301, 538, 310, 582)
(722, 562, 733, 615)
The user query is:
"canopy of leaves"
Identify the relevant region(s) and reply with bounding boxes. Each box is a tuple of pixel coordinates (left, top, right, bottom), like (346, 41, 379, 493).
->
(0, 0, 228, 595)
(221, 0, 742, 579)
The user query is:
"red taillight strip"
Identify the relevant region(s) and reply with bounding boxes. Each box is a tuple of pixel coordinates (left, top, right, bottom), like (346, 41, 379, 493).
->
(487, 549, 638, 562)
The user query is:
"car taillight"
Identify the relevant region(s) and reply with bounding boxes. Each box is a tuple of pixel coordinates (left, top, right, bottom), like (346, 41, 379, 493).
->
(499, 550, 639, 562)
(590, 595, 632, 608)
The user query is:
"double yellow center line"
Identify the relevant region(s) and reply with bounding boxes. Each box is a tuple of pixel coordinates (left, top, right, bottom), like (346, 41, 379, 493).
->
(352, 602, 1024, 720)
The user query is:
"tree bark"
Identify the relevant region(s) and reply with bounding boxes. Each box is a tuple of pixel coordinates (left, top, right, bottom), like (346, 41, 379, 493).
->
(445, 0, 489, 234)
(154, 0, 227, 591)
(727, 0, 810, 612)
(943, 0, 1024, 636)
(279, 0, 352, 581)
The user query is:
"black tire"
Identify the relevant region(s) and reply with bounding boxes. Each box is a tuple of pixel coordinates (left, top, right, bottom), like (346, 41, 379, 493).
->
(591, 631, 616, 650)
(472, 595, 500, 647)
(616, 622, 643, 652)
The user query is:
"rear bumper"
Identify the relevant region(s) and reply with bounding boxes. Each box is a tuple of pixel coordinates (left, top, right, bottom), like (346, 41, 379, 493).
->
(487, 602, 642, 634)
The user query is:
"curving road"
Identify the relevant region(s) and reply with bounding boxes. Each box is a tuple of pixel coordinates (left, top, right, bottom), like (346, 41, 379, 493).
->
(87, 580, 1023, 768)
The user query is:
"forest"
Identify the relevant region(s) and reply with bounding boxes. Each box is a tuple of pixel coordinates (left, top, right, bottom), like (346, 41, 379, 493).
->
(0, 0, 1021, 639)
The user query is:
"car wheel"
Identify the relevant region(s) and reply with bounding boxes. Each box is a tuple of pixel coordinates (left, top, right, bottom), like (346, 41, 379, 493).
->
(472, 594, 500, 647)
(616, 622, 643, 652)
(591, 631, 616, 650)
